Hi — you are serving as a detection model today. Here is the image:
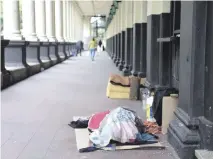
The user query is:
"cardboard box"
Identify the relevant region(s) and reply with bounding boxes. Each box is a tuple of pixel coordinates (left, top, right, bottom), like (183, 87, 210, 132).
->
(162, 96, 178, 134)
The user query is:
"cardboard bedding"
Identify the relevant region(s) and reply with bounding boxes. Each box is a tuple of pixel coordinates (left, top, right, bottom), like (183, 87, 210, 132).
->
(107, 75, 147, 99)
(109, 74, 130, 87)
(107, 81, 130, 93)
(106, 81, 130, 99)
(109, 75, 146, 88)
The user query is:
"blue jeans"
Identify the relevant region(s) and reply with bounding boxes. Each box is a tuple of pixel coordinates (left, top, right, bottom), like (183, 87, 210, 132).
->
(90, 48, 95, 60)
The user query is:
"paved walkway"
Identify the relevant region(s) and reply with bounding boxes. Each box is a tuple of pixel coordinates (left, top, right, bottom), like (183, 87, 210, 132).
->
(1, 51, 178, 159)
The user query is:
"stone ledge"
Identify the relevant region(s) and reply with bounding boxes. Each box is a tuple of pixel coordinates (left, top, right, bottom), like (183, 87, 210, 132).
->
(195, 150, 213, 159)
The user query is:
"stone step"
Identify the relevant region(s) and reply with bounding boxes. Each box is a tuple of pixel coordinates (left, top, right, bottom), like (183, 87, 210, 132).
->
(195, 150, 213, 159)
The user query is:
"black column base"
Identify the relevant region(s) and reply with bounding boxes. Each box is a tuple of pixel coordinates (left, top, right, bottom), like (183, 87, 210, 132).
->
(131, 70, 138, 77)
(64, 43, 69, 59)
(111, 53, 115, 59)
(57, 42, 66, 62)
(122, 65, 132, 76)
(39, 42, 52, 70)
(49, 42, 58, 66)
(198, 117, 213, 150)
(168, 119, 200, 159)
(115, 58, 120, 66)
(1, 71, 11, 89)
(118, 61, 124, 71)
(168, 108, 201, 159)
(4, 41, 28, 84)
(138, 72, 146, 78)
(26, 41, 41, 76)
(122, 68, 131, 76)
(113, 57, 117, 63)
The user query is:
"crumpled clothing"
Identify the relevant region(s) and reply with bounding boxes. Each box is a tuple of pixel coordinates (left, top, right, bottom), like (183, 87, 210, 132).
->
(89, 107, 139, 147)
(88, 110, 110, 132)
(68, 120, 89, 129)
(136, 133, 158, 142)
(144, 121, 161, 134)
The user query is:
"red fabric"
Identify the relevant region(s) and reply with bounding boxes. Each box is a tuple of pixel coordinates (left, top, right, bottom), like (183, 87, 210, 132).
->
(88, 110, 110, 131)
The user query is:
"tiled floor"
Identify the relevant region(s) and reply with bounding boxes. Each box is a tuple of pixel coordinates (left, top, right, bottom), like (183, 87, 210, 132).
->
(1, 51, 179, 159)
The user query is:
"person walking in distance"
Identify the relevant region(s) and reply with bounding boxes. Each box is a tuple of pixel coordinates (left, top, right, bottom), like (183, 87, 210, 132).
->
(76, 40, 84, 56)
(97, 40, 102, 55)
(89, 38, 97, 61)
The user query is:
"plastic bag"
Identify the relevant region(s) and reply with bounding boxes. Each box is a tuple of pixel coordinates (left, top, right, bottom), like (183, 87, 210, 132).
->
(89, 107, 139, 147)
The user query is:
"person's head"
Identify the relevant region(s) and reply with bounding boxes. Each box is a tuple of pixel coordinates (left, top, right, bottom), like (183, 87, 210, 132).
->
(92, 38, 95, 41)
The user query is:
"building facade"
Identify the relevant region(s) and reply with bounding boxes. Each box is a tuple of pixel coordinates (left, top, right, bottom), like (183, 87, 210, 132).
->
(106, 1, 213, 159)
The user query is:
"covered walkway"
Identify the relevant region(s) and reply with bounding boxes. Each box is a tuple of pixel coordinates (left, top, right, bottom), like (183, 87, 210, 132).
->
(1, 51, 176, 159)
(1, 0, 213, 159)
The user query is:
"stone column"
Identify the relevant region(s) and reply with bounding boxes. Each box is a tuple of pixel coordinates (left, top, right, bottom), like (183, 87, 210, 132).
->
(118, 2, 125, 71)
(69, 2, 72, 42)
(3, 0, 22, 40)
(63, 0, 67, 41)
(123, 1, 133, 76)
(71, 4, 75, 42)
(46, 0, 56, 42)
(146, 1, 161, 86)
(66, 1, 70, 41)
(138, 1, 147, 78)
(158, 1, 172, 87)
(168, 2, 213, 159)
(35, 0, 48, 41)
(115, 4, 121, 66)
(113, 8, 118, 63)
(22, 0, 37, 41)
(55, 0, 64, 42)
(73, 6, 76, 42)
(110, 24, 113, 56)
(132, 1, 142, 76)
(113, 16, 116, 59)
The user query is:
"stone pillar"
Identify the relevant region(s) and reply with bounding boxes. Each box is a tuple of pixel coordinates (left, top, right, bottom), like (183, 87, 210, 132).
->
(69, 2, 72, 42)
(114, 6, 120, 64)
(112, 17, 116, 59)
(3, 0, 22, 40)
(46, 0, 56, 42)
(115, 4, 121, 66)
(55, 0, 64, 42)
(71, 4, 74, 42)
(158, 1, 172, 87)
(55, 0, 66, 61)
(108, 24, 112, 56)
(132, 1, 142, 76)
(73, 5, 76, 42)
(168, 2, 213, 159)
(118, 2, 125, 71)
(66, 1, 70, 41)
(112, 12, 117, 62)
(35, 0, 48, 41)
(138, 1, 147, 78)
(146, 1, 161, 86)
(22, 0, 41, 76)
(123, 1, 133, 76)
(63, 0, 67, 41)
(110, 24, 113, 56)
(22, 0, 37, 41)
(203, 2, 213, 150)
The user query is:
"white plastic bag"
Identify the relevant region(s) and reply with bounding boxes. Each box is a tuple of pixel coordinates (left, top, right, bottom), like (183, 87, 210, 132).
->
(89, 107, 139, 147)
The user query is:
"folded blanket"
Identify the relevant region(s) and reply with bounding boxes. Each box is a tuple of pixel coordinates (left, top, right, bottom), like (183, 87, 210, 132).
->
(109, 74, 130, 87)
